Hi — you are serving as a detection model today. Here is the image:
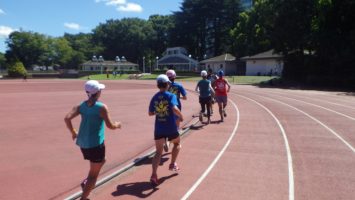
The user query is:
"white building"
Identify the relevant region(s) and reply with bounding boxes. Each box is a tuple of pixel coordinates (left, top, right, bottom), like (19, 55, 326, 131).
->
(81, 56, 138, 73)
(157, 47, 198, 71)
(200, 53, 245, 75)
(240, 50, 283, 76)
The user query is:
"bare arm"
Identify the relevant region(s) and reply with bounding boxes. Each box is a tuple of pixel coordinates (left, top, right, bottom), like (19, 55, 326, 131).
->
(149, 111, 155, 116)
(64, 105, 80, 140)
(195, 83, 199, 93)
(181, 95, 187, 100)
(100, 104, 121, 130)
(225, 80, 231, 92)
(172, 106, 184, 122)
(209, 82, 215, 95)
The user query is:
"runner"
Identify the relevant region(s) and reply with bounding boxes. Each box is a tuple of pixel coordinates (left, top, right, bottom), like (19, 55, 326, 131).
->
(213, 70, 231, 122)
(64, 80, 122, 200)
(164, 69, 187, 152)
(195, 70, 214, 124)
(148, 74, 184, 186)
(206, 68, 218, 115)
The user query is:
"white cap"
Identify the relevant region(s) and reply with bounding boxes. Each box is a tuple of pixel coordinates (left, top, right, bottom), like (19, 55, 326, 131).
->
(166, 69, 176, 79)
(85, 80, 105, 95)
(156, 74, 171, 83)
(201, 70, 208, 77)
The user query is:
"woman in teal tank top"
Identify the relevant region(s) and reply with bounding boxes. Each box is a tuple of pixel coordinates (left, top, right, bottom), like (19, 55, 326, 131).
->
(195, 70, 215, 124)
(64, 80, 122, 200)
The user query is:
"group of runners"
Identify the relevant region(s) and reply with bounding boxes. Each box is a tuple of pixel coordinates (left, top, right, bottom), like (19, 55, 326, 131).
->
(64, 69, 230, 200)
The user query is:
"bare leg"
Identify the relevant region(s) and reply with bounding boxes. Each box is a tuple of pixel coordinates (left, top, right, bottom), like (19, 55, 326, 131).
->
(170, 136, 181, 165)
(218, 102, 224, 121)
(152, 138, 165, 177)
(81, 160, 105, 200)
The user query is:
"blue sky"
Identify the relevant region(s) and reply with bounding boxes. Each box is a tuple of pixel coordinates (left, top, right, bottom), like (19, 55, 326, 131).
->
(0, 0, 183, 53)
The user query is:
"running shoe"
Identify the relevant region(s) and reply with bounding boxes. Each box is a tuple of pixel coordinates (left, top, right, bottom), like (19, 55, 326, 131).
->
(80, 179, 87, 191)
(169, 163, 180, 171)
(150, 175, 159, 186)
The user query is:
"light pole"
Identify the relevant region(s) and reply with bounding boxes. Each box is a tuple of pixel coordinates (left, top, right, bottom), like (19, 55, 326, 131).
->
(188, 54, 192, 71)
(98, 55, 104, 74)
(156, 56, 159, 71)
(143, 56, 145, 73)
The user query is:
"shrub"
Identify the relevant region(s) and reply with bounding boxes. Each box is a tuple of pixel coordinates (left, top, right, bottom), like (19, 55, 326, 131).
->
(8, 61, 27, 78)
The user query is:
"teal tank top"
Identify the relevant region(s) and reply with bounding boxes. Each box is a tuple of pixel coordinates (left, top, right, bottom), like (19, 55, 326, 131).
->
(76, 101, 105, 148)
(197, 79, 212, 98)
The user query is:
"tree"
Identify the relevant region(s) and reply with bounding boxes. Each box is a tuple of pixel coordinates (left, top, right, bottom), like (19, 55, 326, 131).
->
(92, 18, 154, 64)
(230, 0, 273, 57)
(7, 61, 27, 77)
(5, 31, 49, 68)
(148, 15, 175, 56)
(173, 0, 242, 58)
(64, 33, 103, 60)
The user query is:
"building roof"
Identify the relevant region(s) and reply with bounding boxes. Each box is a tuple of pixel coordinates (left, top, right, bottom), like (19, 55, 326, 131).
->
(200, 53, 236, 63)
(82, 60, 137, 66)
(240, 49, 283, 60)
(159, 56, 190, 64)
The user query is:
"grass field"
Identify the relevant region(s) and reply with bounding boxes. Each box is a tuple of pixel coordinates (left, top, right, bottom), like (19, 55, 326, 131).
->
(80, 73, 277, 85)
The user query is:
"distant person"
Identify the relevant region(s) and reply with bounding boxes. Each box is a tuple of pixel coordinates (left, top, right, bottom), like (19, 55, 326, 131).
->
(64, 80, 122, 200)
(195, 70, 214, 124)
(106, 69, 110, 79)
(164, 69, 187, 152)
(23, 73, 27, 82)
(148, 74, 184, 186)
(213, 70, 231, 122)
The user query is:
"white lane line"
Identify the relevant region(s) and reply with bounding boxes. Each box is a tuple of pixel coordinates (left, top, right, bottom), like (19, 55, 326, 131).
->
(65, 119, 201, 200)
(257, 92, 355, 121)
(251, 93, 355, 153)
(181, 99, 240, 200)
(236, 94, 295, 200)
(267, 90, 355, 111)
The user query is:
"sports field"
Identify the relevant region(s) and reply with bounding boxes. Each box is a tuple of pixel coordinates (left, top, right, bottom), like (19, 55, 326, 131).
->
(1, 79, 355, 200)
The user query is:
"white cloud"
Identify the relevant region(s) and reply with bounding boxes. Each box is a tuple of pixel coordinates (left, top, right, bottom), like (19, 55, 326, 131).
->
(0, 9, 5, 15)
(118, 3, 143, 12)
(96, 0, 142, 13)
(64, 23, 81, 30)
(95, 0, 126, 5)
(0, 26, 16, 38)
(106, 0, 126, 6)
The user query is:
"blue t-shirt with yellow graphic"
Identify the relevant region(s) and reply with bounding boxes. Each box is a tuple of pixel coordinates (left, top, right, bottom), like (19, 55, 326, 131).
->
(149, 91, 179, 136)
(168, 82, 187, 110)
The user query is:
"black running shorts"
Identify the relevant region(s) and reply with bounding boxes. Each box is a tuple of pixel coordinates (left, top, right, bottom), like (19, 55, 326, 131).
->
(80, 142, 105, 163)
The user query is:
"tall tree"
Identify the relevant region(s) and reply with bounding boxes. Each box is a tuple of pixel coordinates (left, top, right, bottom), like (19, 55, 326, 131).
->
(5, 31, 49, 68)
(92, 18, 154, 64)
(173, 0, 242, 58)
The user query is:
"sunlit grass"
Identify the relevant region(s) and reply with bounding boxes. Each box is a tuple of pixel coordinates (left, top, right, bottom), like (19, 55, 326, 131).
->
(80, 73, 277, 85)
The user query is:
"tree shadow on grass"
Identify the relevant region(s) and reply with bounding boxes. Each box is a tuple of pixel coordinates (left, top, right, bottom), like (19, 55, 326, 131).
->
(111, 173, 178, 198)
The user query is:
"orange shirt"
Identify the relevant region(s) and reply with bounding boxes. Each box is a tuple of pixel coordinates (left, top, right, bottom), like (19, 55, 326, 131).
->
(214, 78, 228, 96)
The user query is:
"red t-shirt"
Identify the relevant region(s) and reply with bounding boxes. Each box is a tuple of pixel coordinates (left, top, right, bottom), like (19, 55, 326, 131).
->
(214, 78, 228, 96)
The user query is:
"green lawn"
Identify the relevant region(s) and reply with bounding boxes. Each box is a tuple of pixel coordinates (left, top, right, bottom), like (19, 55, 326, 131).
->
(80, 73, 277, 85)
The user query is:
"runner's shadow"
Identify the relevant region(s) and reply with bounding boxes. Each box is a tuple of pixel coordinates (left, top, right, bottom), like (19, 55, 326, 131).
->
(210, 120, 223, 124)
(111, 173, 178, 198)
(134, 153, 170, 166)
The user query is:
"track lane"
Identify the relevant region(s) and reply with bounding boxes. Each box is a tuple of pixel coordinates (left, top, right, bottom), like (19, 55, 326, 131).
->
(234, 87, 355, 200)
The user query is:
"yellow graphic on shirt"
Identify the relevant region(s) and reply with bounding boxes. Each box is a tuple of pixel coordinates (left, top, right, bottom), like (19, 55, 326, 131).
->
(169, 86, 179, 96)
(154, 99, 169, 119)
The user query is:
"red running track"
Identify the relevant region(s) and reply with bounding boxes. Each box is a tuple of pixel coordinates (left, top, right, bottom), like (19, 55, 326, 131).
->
(1, 80, 355, 200)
